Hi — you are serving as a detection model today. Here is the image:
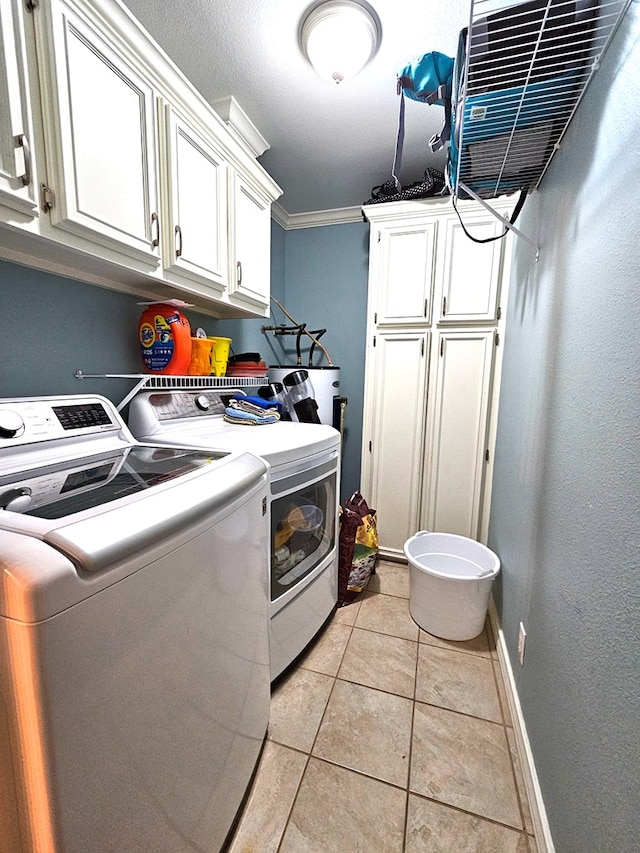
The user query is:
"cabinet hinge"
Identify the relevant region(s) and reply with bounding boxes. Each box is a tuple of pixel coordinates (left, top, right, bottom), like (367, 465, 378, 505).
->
(40, 183, 54, 212)
(497, 305, 502, 320)
(25, 0, 38, 12)
(495, 331, 500, 347)
(485, 449, 490, 462)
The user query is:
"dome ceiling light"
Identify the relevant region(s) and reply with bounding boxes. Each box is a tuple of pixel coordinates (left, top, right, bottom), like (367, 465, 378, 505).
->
(300, 0, 382, 84)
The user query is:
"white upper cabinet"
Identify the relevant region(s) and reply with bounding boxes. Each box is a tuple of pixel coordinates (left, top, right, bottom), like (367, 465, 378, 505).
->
(0, 0, 281, 316)
(0, 0, 38, 216)
(436, 211, 505, 324)
(34, 0, 160, 265)
(227, 170, 272, 312)
(371, 220, 437, 326)
(160, 103, 228, 295)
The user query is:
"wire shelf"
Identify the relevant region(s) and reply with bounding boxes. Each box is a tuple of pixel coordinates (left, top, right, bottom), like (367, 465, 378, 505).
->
(454, 0, 631, 201)
(74, 371, 267, 411)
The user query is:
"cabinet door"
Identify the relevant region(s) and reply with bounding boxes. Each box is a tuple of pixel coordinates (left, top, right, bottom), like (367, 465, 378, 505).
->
(437, 213, 505, 324)
(372, 221, 436, 325)
(34, 0, 160, 264)
(161, 104, 227, 294)
(228, 170, 271, 312)
(361, 330, 430, 558)
(0, 0, 37, 215)
(424, 330, 496, 538)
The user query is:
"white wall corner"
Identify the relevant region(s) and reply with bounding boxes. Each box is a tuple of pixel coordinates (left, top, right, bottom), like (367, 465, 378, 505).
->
(488, 597, 556, 853)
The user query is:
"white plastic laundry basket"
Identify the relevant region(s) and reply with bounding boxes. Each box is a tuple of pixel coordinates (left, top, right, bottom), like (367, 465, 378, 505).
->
(404, 531, 500, 641)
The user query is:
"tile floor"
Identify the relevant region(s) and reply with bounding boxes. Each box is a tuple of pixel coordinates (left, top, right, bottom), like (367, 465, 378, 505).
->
(229, 560, 537, 852)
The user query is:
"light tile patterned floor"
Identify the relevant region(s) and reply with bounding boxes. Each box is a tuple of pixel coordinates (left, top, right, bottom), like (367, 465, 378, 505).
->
(229, 561, 537, 853)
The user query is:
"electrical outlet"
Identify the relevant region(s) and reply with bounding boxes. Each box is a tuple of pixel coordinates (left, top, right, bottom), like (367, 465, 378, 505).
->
(518, 622, 527, 666)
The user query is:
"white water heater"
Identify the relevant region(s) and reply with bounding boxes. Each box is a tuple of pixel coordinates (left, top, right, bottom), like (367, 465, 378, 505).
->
(268, 366, 341, 428)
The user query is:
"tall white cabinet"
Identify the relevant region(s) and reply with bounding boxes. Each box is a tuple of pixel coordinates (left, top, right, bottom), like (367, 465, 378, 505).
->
(361, 197, 513, 559)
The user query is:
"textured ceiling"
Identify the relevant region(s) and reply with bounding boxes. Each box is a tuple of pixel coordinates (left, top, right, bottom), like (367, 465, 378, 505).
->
(120, 0, 470, 215)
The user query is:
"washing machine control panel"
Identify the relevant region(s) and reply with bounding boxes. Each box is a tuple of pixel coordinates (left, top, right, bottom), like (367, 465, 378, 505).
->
(147, 391, 230, 421)
(0, 398, 118, 447)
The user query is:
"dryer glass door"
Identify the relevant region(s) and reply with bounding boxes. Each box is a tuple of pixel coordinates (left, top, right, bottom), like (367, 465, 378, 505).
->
(270, 457, 337, 602)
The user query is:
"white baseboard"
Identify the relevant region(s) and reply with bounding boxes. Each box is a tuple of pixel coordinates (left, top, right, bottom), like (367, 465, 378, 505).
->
(488, 598, 556, 853)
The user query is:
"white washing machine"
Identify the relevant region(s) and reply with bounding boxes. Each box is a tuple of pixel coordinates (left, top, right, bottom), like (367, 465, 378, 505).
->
(0, 395, 270, 853)
(128, 388, 341, 680)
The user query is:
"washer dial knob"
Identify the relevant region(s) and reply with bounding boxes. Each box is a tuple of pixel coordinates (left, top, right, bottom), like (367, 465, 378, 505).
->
(195, 395, 210, 411)
(0, 487, 32, 512)
(0, 410, 25, 439)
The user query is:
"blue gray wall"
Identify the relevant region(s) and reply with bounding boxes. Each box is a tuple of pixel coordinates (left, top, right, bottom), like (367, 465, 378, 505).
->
(488, 5, 640, 851)
(0, 261, 226, 405)
(216, 220, 370, 502)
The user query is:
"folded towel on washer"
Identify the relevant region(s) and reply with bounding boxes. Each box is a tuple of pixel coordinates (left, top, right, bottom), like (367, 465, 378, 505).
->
(223, 407, 279, 425)
(232, 394, 282, 413)
(228, 398, 280, 417)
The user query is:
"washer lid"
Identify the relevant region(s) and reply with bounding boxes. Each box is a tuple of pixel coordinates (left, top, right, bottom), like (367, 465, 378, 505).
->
(0, 445, 264, 571)
(127, 390, 341, 467)
(0, 445, 227, 519)
(0, 449, 268, 620)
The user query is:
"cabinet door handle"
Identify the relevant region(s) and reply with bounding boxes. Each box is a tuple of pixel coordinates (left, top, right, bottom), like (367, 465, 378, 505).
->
(442, 296, 447, 316)
(175, 224, 182, 258)
(18, 135, 31, 187)
(424, 298, 428, 318)
(237, 261, 242, 286)
(440, 337, 444, 357)
(150, 212, 159, 248)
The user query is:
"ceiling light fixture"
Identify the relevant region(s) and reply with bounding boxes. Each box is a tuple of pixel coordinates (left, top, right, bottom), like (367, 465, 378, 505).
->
(300, 0, 382, 84)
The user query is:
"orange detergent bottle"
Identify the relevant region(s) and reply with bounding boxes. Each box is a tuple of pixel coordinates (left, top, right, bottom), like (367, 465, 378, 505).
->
(138, 303, 192, 374)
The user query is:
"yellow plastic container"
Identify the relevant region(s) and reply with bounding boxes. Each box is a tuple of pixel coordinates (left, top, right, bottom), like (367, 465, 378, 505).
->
(187, 338, 214, 376)
(208, 336, 232, 376)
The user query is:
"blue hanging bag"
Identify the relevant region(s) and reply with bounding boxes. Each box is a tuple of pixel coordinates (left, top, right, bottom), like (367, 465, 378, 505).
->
(397, 51, 455, 106)
(392, 52, 455, 189)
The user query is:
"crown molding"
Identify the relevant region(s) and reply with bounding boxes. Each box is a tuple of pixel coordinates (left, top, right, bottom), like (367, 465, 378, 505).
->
(271, 201, 364, 230)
